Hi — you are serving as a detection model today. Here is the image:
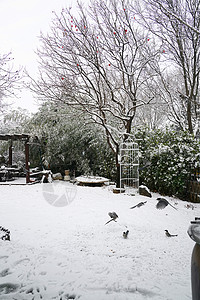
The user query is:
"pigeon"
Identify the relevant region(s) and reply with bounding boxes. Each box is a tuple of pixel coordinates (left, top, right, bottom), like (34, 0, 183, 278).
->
(108, 212, 118, 220)
(156, 198, 177, 210)
(105, 212, 119, 225)
(130, 201, 147, 209)
(165, 230, 178, 237)
(123, 230, 129, 239)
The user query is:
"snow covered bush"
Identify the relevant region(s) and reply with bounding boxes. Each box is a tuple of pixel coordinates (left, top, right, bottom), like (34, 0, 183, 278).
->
(26, 103, 116, 179)
(136, 128, 200, 199)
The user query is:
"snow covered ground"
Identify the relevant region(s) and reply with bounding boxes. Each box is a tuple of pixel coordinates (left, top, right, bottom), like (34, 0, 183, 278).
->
(0, 180, 197, 299)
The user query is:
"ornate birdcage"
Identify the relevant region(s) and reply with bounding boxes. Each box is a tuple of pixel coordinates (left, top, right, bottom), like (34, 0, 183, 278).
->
(119, 137, 139, 193)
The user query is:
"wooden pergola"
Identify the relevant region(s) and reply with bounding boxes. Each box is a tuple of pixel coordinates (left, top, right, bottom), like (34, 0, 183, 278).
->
(0, 134, 31, 183)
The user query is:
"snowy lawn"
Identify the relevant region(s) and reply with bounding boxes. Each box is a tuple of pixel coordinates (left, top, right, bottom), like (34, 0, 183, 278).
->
(0, 181, 197, 299)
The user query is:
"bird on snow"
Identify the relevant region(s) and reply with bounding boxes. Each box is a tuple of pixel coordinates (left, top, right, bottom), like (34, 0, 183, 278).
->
(108, 212, 118, 220)
(123, 230, 129, 239)
(165, 230, 178, 237)
(156, 198, 177, 210)
(130, 201, 147, 209)
(105, 212, 118, 225)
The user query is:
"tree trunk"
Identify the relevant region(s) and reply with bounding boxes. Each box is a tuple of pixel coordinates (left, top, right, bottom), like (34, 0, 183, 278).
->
(187, 99, 193, 134)
(116, 163, 120, 188)
(115, 145, 120, 188)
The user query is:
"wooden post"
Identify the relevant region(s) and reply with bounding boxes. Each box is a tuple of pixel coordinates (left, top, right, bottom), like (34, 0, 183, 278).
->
(8, 141, 12, 166)
(25, 141, 30, 184)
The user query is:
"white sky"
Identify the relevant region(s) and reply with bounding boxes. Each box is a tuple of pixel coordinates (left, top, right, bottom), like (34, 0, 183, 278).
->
(0, 0, 73, 113)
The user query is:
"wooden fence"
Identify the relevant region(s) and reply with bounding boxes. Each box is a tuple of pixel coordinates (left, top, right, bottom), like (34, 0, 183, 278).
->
(187, 168, 200, 203)
(188, 181, 200, 203)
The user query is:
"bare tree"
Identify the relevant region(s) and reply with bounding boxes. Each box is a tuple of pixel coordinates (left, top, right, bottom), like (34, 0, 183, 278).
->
(0, 52, 21, 111)
(146, 0, 200, 35)
(134, 97, 168, 130)
(134, 0, 200, 134)
(28, 0, 161, 186)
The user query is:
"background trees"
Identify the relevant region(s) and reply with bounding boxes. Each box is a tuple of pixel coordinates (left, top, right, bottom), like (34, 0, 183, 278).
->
(134, 0, 200, 134)
(0, 52, 21, 111)
(25, 103, 116, 179)
(28, 0, 161, 186)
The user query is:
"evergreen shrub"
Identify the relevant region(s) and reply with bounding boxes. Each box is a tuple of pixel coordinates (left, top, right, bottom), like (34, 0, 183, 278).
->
(136, 128, 200, 199)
